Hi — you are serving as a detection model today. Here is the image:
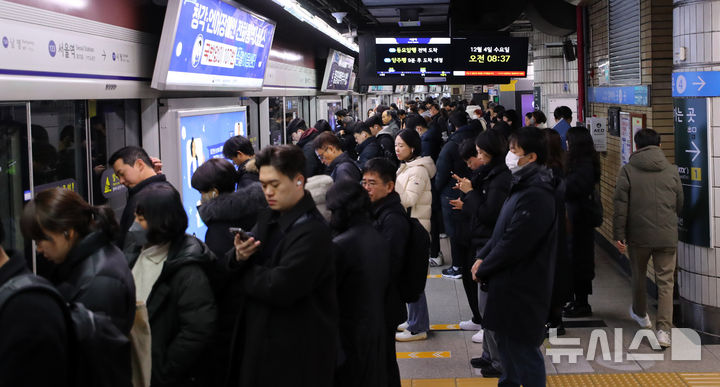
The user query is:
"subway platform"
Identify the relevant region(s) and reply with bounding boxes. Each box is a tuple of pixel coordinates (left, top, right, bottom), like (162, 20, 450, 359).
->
(397, 239, 720, 386)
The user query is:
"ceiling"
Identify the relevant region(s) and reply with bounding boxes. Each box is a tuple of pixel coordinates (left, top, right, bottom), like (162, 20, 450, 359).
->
(298, 0, 577, 36)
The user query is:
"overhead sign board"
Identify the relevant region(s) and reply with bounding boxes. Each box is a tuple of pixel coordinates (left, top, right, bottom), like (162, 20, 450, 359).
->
(672, 71, 720, 97)
(588, 86, 650, 106)
(674, 98, 710, 247)
(375, 37, 451, 78)
(151, 0, 276, 91)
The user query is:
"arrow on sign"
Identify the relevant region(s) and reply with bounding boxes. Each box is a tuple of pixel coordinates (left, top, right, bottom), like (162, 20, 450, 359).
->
(693, 76, 706, 91)
(686, 141, 701, 162)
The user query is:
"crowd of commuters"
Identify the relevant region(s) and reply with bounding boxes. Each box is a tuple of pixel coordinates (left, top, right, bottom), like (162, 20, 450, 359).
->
(0, 96, 684, 387)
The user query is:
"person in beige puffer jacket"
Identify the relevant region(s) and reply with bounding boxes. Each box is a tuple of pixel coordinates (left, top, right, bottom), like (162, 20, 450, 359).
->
(393, 129, 436, 342)
(395, 134, 437, 233)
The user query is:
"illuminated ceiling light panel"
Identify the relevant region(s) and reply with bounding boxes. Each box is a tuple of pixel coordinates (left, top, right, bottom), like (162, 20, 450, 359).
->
(271, 0, 359, 53)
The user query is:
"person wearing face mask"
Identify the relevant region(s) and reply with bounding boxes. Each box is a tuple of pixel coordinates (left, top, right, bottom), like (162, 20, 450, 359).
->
(127, 186, 218, 387)
(21, 188, 135, 387)
(471, 126, 557, 387)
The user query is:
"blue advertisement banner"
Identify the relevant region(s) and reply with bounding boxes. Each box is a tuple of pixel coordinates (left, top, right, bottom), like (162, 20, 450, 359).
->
(588, 86, 650, 106)
(672, 71, 720, 97)
(166, 0, 275, 88)
(180, 109, 247, 239)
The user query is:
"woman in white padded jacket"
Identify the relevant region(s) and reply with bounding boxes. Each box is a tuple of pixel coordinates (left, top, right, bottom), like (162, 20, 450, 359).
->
(393, 128, 436, 342)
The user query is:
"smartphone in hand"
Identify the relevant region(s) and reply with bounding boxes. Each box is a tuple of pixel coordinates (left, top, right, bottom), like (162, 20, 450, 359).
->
(229, 227, 251, 241)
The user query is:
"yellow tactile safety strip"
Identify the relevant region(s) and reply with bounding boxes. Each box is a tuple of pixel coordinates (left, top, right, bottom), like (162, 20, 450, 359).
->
(430, 324, 460, 331)
(400, 373, 720, 386)
(428, 274, 443, 278)
(397, 351, 451, 359)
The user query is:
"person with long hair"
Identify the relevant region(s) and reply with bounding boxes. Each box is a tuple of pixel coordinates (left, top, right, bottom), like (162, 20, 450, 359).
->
(326, 179, 390, 387)
(460, 131, 512, 377)
(128, 185, 217, 387)
(393, 129, 436, 342)
(543, 129, 571, 336)
(21, 188, 135, 387)
(562, 127, 602, 318)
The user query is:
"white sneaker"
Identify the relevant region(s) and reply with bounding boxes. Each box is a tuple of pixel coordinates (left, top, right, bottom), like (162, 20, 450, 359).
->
(629, 305, 652, 329)
(395, 330, 428, 342)
(439, 233, 448, 239)
(459, 320, 483, 331)
(656, 330, 671, 348)
(397, 321, 409, 332)
(472, 330, 484, 343)
(429, 256, 443, 267)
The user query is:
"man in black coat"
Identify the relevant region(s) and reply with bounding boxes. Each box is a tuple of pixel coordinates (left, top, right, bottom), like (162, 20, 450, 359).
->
(352, 121, 382, 169)
(222, 135, 259, 189)
(435, 111, 481, 277)
(0, 225, 70, 387)
(229, 145, 338, 387)
(362, 158, 409, 387)
(472, 127, 557, 387)
(313, 131, 361, 182)
(366, 115, 398, 167)
(110, 146, 174, 248)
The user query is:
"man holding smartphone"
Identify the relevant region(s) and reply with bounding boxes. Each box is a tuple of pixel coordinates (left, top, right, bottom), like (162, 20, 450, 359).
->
(227, 145, 338, 387)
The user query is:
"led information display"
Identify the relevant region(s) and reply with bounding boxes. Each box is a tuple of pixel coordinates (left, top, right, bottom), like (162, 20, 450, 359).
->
(375, 37, 451, 77)
(451, 37, 528, 77)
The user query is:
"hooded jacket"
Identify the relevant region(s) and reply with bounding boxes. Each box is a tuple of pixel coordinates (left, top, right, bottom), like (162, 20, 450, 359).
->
(395, 156, 437, 232)
(236, 158, 259, 189)
(327, 151, 362, 182)
(355, 136, 382, 169)
(475, 163, 558, 346)
(128, 235, 217, 387)
(375, 125, 399, 167)
(53, 231, 135, 387)
(296, 128, 325, 178)
(197, 183, 267, 259)
(613, 145, 683, 247)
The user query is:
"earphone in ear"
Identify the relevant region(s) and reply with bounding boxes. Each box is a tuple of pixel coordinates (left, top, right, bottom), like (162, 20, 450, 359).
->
(296, 180, 302, 186)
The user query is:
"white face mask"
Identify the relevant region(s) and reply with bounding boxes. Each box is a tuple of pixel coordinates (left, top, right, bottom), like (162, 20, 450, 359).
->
(505, 151, 527, 174)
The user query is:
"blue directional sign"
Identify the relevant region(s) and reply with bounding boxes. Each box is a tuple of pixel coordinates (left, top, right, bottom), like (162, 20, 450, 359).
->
(672, 71, 720, 97)
(588, 86, 650, 106)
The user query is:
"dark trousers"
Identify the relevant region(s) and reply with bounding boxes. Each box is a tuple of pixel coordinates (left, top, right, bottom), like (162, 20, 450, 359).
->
(430, 186, 442, 257)
(461, 247, 481, 323)
(385, 329, 401, 387)
(569, 224, 595, 301)
(495, 334, 546, 387)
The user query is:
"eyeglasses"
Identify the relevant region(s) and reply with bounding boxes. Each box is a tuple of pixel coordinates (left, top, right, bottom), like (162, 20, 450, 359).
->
(315, 147, 328, 159)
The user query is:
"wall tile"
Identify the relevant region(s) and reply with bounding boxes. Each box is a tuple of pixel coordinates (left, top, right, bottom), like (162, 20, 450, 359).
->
(703, 274, 709, 305)
(709, 275, 717, 307)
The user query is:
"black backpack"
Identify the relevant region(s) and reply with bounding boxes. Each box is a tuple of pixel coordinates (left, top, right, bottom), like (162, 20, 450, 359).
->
(397, 214, 431, 303)
(0, 273, 130, 387)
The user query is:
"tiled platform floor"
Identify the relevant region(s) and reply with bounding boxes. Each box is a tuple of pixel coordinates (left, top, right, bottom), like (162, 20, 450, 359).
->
(397, 238, 720, 384)
(399, 372, 720, 386)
